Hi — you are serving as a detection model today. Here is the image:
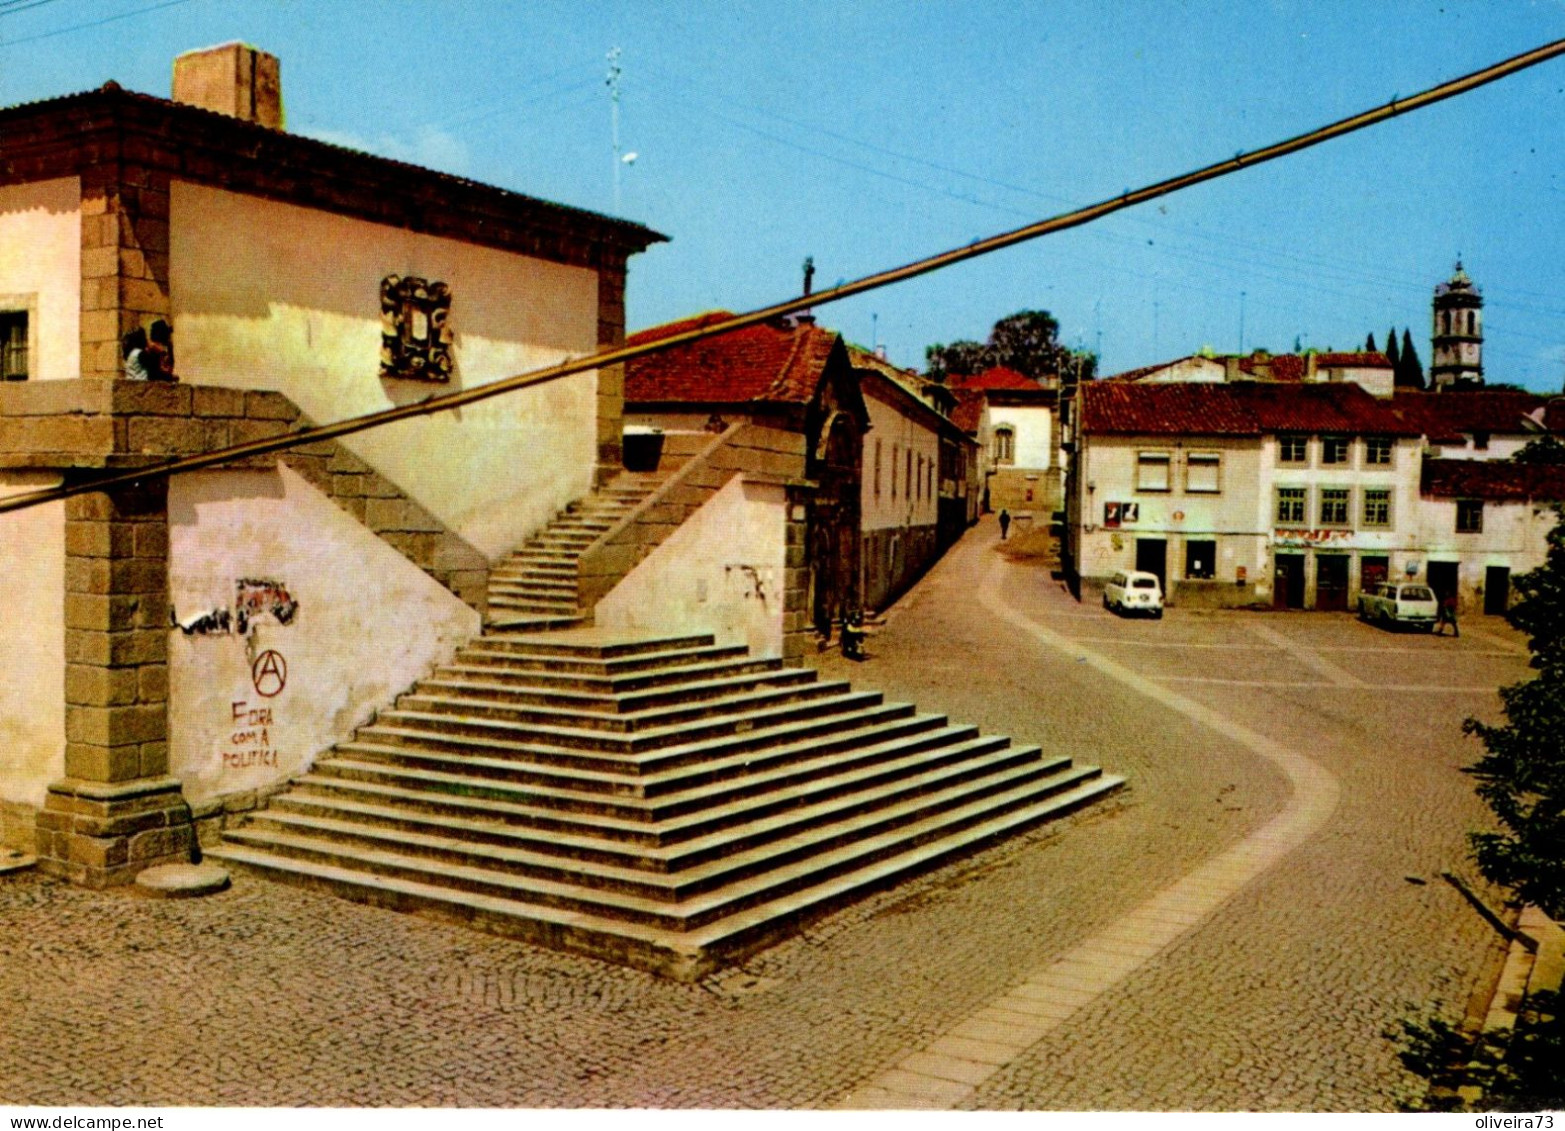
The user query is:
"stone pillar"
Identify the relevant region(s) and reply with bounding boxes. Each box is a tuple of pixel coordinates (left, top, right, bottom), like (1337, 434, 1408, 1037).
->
(79, 161, 171, 381)
(595, 262, 627, 484)
(783, 484, 813, 664)
(36, 480, 192, 886)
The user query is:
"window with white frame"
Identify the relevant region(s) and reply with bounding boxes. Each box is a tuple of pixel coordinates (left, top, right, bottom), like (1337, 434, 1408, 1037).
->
(993, 426, 1014, 464)
(1276, 486, 1306, 524)
(1136, 451, 1171, 492)
(1319, 486, 1350, 526)
(1456, 499, 1484, 533)
(874, 440, 882, 498)
(1362, 488, 1392, 528)
(1278, 435, 1308, 464)
(1321, 436, 1350, 465)
(1185, 452, 1221, 493)
(1365, 436, 1393, 465)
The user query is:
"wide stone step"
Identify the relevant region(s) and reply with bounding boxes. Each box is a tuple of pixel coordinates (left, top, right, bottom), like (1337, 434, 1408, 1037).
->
(482, 613, 587, 633)
(475, 632, 716, 659)
(273, 731, 1040, 877)
(217, 765, 1121, 937)
(488, 598, 581, 614)
(301, 712, 956, 832)
(335, 701, 925, 796)
(412, 665, 816, 714)
(371, 688, 886, 754)
(489, 576, 579, 592)
(392, 677, 845, 735)
(213, 769, 1123, 981)
(431, 656, 785, 695)
(451, 644, 747, 676)
(240, 746, 1069, 900)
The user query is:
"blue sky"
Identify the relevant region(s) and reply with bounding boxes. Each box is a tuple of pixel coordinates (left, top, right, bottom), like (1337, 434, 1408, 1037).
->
(4, 1, 1565, 390)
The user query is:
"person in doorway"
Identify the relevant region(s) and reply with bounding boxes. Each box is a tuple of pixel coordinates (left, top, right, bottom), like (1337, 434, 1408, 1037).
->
(1435, 592, 1460, 637)
(144, 319, 176, 381)
(999, 509, 1011, 540)
(122, 327, 150, 380)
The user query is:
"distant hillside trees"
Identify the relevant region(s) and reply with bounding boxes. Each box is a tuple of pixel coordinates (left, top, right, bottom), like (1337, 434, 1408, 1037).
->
(925, 310, 1096, 384)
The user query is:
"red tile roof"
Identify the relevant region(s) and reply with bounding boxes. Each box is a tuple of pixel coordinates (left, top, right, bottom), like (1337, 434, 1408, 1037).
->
(950, 388, 985, 433)
(1104, 351, 1390, 384)
(1423, 459, 1565, 501)
(950, 366, 1038, 391)
(1080, 380, 1424, 437)
(1389, 389, 1547, 443)
(625, 312, 841, 405)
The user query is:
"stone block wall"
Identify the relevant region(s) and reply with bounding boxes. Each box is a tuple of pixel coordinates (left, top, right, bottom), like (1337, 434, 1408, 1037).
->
(578, 423, 814, 661)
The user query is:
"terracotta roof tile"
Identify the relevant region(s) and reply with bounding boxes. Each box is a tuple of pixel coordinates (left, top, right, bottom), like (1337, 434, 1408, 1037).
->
(1423, 459, 1565, 501)
(1080, 380, 1423, 437)
(1390, 389, 1547, 442)
(950, 366, 1038, 391)
(950, 388, 985, 433)
(625, 313, 840, 406)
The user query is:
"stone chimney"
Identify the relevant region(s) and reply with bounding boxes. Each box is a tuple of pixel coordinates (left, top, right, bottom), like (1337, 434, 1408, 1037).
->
(1223, 355, 1240, 383)
(172, 43, 282, 129)
(1305, 351, 1318, 382)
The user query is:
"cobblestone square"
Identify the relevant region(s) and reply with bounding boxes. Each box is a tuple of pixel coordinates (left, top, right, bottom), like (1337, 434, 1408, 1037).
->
(0, 521, 1527, 1110)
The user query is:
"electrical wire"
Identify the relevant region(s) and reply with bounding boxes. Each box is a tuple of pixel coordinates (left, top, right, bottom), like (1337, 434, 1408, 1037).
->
(2, 34, 1563, 518)
(0, 0, 190, 48)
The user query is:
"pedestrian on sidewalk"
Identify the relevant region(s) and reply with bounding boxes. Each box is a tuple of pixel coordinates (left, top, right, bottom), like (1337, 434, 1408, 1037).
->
(999, 509, 1011, 540)
(1435, 592, 1460, 637)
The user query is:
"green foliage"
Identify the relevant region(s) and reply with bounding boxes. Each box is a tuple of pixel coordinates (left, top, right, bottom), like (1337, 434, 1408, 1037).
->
(1386, 327, 1401, 367)
(1397, 328, 1426, 389)
(925, 309, 1095, 384)
(1462, 509, 1565, 919)
(1392, 993, 1565, 1111)
(1513, 435, 1565, 465)
(1366, 331, 1378, 352)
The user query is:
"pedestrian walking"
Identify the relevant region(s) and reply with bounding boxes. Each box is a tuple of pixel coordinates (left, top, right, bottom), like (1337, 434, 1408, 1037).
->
(1435, 592, 1460, 637)
(999, 509, 1011, 540)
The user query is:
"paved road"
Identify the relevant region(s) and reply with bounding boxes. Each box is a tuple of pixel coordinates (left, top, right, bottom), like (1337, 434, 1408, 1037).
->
(0, 518, 1524, 1109)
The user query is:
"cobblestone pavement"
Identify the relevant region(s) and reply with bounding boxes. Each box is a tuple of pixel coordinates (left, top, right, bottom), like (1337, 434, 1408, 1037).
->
(0, 518, 1522, 1109)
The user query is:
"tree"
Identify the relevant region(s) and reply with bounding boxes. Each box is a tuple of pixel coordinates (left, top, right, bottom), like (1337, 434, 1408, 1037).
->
(1513, 435, 1565, 465)
(1386, 328, 1401, 369)
(925, 309, 1091, 385)
(923, 339, 989, 384)
(1365, 332, 1378, 352)
(1461, 508, 1565, 918)
(1397, 329, 1426, 390)
(1392, 507, 1565, 1110)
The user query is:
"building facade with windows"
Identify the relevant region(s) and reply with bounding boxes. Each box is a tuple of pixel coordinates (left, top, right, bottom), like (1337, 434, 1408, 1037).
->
(948, 366, 1062, 520)
(1066, 381, 1426, 609)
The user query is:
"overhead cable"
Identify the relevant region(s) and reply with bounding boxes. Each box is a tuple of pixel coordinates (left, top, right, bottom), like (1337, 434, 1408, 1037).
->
(2, 35, 1564, 517)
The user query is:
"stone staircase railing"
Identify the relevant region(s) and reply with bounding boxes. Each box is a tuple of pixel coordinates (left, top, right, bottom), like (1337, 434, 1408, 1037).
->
(576, 423, 808, 615)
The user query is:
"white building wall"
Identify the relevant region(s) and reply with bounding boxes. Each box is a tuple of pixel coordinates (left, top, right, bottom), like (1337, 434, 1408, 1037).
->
(0, 178, 81, 382)
(861, 389, 939, 533)
(0, 473, 65, 815)
(167, 464, 479, 804)
(594, 475, 788, 658)
(989, 404, 1052, 470)
(170, 181, 601, 561)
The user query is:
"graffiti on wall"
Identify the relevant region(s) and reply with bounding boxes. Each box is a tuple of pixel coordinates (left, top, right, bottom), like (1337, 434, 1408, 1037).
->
(222, 700, 279, 769)
(174, 578, 299, 636)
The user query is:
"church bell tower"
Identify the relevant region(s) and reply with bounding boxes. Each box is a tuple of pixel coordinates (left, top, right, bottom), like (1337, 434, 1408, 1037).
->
(1430, 261, 1483, 389)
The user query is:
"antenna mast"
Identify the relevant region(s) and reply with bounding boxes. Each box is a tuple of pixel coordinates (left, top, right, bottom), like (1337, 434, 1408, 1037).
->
(607, 47, 623, 214)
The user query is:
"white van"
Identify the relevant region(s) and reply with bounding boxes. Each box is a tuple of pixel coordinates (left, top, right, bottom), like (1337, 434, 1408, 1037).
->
(1104, 570, 1164, 618)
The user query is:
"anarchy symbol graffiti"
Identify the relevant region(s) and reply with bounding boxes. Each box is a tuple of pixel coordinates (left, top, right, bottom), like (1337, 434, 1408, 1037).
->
(251, 650, 287, 698)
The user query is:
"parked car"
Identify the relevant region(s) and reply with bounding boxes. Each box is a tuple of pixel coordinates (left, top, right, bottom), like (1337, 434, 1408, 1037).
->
(1357, 582, 1439, 630)
(1104, 570, 1164, 618)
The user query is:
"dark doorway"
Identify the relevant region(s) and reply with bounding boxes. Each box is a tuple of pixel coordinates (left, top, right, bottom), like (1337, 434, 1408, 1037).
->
(1135, 538, 1167, 589)
(809, 413, 863, 636)
(1316, 554, 1350, 611)
(1274, 553, 1305, 609)
(1427, 561, 1459, 604)
(1484, 565, 1511, 616)
(1360, 554, 1389, 594)
(1185, 539, 1216, 580)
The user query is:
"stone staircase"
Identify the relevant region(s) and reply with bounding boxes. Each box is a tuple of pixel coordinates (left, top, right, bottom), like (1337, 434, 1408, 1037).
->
(210, 628, 1124, 979)
(484, 477, 660, 629)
